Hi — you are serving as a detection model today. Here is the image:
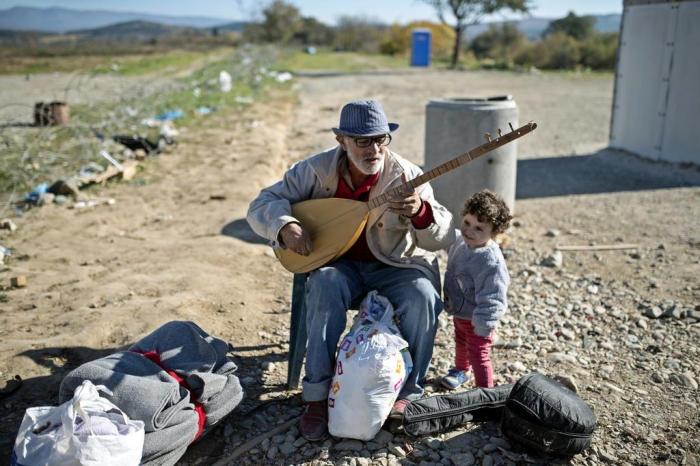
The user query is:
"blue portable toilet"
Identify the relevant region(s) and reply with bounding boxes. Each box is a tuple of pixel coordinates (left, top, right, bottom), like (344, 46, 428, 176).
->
(410, 29, 432, 67)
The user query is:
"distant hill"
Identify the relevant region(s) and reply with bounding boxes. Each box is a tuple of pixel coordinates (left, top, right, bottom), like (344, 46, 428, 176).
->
(0, 6, 232, 33)
(466, 14, 621, 40)
(69, 21, 205, 41)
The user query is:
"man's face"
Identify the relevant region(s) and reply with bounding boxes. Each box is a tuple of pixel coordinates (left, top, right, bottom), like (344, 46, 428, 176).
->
(461, 213, 494, 248)
(337, 135, 388, 176)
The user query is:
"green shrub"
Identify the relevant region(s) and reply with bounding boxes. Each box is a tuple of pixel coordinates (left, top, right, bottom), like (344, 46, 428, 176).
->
(580, 32, 619, 69)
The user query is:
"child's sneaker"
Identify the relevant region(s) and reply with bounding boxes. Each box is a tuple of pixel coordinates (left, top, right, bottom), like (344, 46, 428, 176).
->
(441, 368, 471, 390)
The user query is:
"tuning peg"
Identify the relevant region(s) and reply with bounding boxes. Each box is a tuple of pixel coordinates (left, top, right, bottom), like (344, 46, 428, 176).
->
(484, 132, 492, 142)
(497, 128, 502, 137)
(508, 122, 514, 131)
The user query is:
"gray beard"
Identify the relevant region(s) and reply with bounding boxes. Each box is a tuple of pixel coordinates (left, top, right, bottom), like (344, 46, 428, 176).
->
(346, 150, 383, 176)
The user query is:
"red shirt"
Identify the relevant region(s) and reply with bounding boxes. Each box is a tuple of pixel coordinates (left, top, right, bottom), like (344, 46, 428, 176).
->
(335, 172, 435, 261)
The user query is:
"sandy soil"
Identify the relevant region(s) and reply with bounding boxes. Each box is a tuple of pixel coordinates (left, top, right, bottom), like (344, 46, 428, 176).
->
(1, 69, 698, 464)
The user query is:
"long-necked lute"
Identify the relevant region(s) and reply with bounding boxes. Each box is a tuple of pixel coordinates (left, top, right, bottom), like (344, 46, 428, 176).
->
(275, 121, 537, 273)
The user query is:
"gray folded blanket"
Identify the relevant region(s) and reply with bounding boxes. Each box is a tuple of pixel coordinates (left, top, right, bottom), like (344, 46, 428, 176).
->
(129, 320, 244, 429)
(59, 321, 244, 466)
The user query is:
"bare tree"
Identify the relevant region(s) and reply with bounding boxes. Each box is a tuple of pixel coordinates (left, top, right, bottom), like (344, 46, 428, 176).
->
(421, 0, 532, 68)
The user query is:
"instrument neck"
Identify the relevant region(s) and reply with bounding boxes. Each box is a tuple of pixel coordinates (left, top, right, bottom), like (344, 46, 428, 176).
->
(367, 122, 536, 210)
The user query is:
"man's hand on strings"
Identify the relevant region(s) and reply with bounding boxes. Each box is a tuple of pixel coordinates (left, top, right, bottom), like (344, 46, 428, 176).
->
(387, 173, 422, 218)
(279, 222, 313, 256)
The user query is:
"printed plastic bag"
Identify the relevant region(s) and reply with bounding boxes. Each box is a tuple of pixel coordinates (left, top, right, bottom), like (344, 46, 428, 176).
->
(12, 380, 144, 466)
(328, 291, 413, 440)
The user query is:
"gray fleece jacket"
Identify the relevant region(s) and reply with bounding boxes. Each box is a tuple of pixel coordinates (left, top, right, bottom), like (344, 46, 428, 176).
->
(246, 146, 455, 287)
(443, 233, 510, 336)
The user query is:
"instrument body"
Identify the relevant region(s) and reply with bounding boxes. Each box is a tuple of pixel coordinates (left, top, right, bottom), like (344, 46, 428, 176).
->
(275, 122, 538, 273)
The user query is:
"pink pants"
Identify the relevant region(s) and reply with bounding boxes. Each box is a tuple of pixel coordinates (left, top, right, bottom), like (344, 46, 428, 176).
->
(454, 318, 494, 388)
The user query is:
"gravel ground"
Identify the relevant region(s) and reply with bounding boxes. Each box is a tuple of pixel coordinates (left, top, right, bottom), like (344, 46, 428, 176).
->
(1, 68, 698, 466)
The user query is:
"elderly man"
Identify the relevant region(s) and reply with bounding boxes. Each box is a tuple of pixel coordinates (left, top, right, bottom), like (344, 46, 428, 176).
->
(247, 100, 454, 440)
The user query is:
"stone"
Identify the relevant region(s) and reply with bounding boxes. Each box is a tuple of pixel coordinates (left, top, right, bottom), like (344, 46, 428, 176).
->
(293, 437, 307, 447)
(387, 443, 406, 457)
(423, 438, 443, 450)
(559, 328, 576, 341)
(373, 429, 394, 446)
(279, 441, 296, 456)
(482, 454, 495, 466)
(663, 306, 684, 319)
(553, 374, 578, 393)
(0, 219, 17, 232)
(450, 452, 475, 465)
(266, 445, 278, 459)
(678, 372, 698, 389)
(508, 361, 527, 372)
(482, 443, 498, 454)
(598, 448, 618, 463)
(541, 251, 563, 268)
(335, 439, 364, 452)
(262, 361, 275, 371)
(11, 276, 27, 288)
(545, 229, 560, 237)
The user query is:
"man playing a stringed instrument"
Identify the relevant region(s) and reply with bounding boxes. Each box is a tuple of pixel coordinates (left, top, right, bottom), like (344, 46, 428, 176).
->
(247, 100, 455, 441)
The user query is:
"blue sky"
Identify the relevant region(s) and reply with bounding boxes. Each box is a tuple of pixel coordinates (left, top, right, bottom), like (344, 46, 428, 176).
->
(2, 0, 623, 23)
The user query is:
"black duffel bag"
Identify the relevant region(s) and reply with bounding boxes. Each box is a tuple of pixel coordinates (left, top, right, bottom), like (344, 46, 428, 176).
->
(402, 384, 513, 436)
(501, 373, 596, 456)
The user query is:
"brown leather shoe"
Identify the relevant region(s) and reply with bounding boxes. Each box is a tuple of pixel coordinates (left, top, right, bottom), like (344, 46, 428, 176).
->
(299, 400, 328, 441)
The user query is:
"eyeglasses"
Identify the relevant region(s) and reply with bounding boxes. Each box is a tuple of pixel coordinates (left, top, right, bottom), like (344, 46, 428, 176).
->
(351, 134, 392, 148)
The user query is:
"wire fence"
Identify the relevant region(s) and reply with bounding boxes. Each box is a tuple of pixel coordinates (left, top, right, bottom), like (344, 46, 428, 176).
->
(0, 45, 284, 217)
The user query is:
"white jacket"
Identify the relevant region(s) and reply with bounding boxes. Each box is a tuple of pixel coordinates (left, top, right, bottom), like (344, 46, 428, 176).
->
(246, 146, 455, 286)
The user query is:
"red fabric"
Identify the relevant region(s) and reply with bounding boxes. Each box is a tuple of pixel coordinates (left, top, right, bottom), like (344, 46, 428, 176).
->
(409, 200, 434, 230)
(135, 350, 207, 441)
(453, 318, 494, 388)
(334, 171, 435, 261)
(335, 173, 379, 261)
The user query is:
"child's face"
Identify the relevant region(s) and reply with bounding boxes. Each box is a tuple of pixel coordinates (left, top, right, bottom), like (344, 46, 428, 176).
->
(461, 213, 494, 248)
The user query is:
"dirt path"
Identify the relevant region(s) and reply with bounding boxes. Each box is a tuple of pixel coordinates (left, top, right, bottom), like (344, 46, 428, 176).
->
(1, 70, 698, 464)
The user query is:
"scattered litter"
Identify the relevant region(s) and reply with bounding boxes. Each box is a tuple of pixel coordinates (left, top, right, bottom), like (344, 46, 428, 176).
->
(112, 135, 163, 155)
(25, 183, 48, 205)
(304, 46, 317, 55)
(196, 106, 216, 115)
(71, 198, 116, 209)
(99, 149, 124, 171)
(11, 275, 27, 288)
(159, 123, 179, 142)
(0, 245, 10, 265)
(274, 71, 293, 83)
(0, 218, 17, 232)
(79, 162, 105, 178)
(124, 106, 138, 117)
(48, 179, 80, 198)
(219, 70, 232, 92)
(154, 109, 184, 121)
(209, 194, 227, 201)
(193, 87, 201, 98)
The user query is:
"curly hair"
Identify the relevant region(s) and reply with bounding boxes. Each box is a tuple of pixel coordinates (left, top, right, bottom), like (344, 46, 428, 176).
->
(461, 190, 512, 235)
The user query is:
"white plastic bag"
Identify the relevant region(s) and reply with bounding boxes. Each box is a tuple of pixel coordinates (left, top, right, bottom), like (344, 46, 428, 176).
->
(328, 291, 413, 440)
(218, 71, 232, 92)
(12, 380, 144, 466)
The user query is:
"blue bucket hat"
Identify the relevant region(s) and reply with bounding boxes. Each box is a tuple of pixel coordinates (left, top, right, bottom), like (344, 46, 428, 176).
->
(332, 99, 399, 137)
